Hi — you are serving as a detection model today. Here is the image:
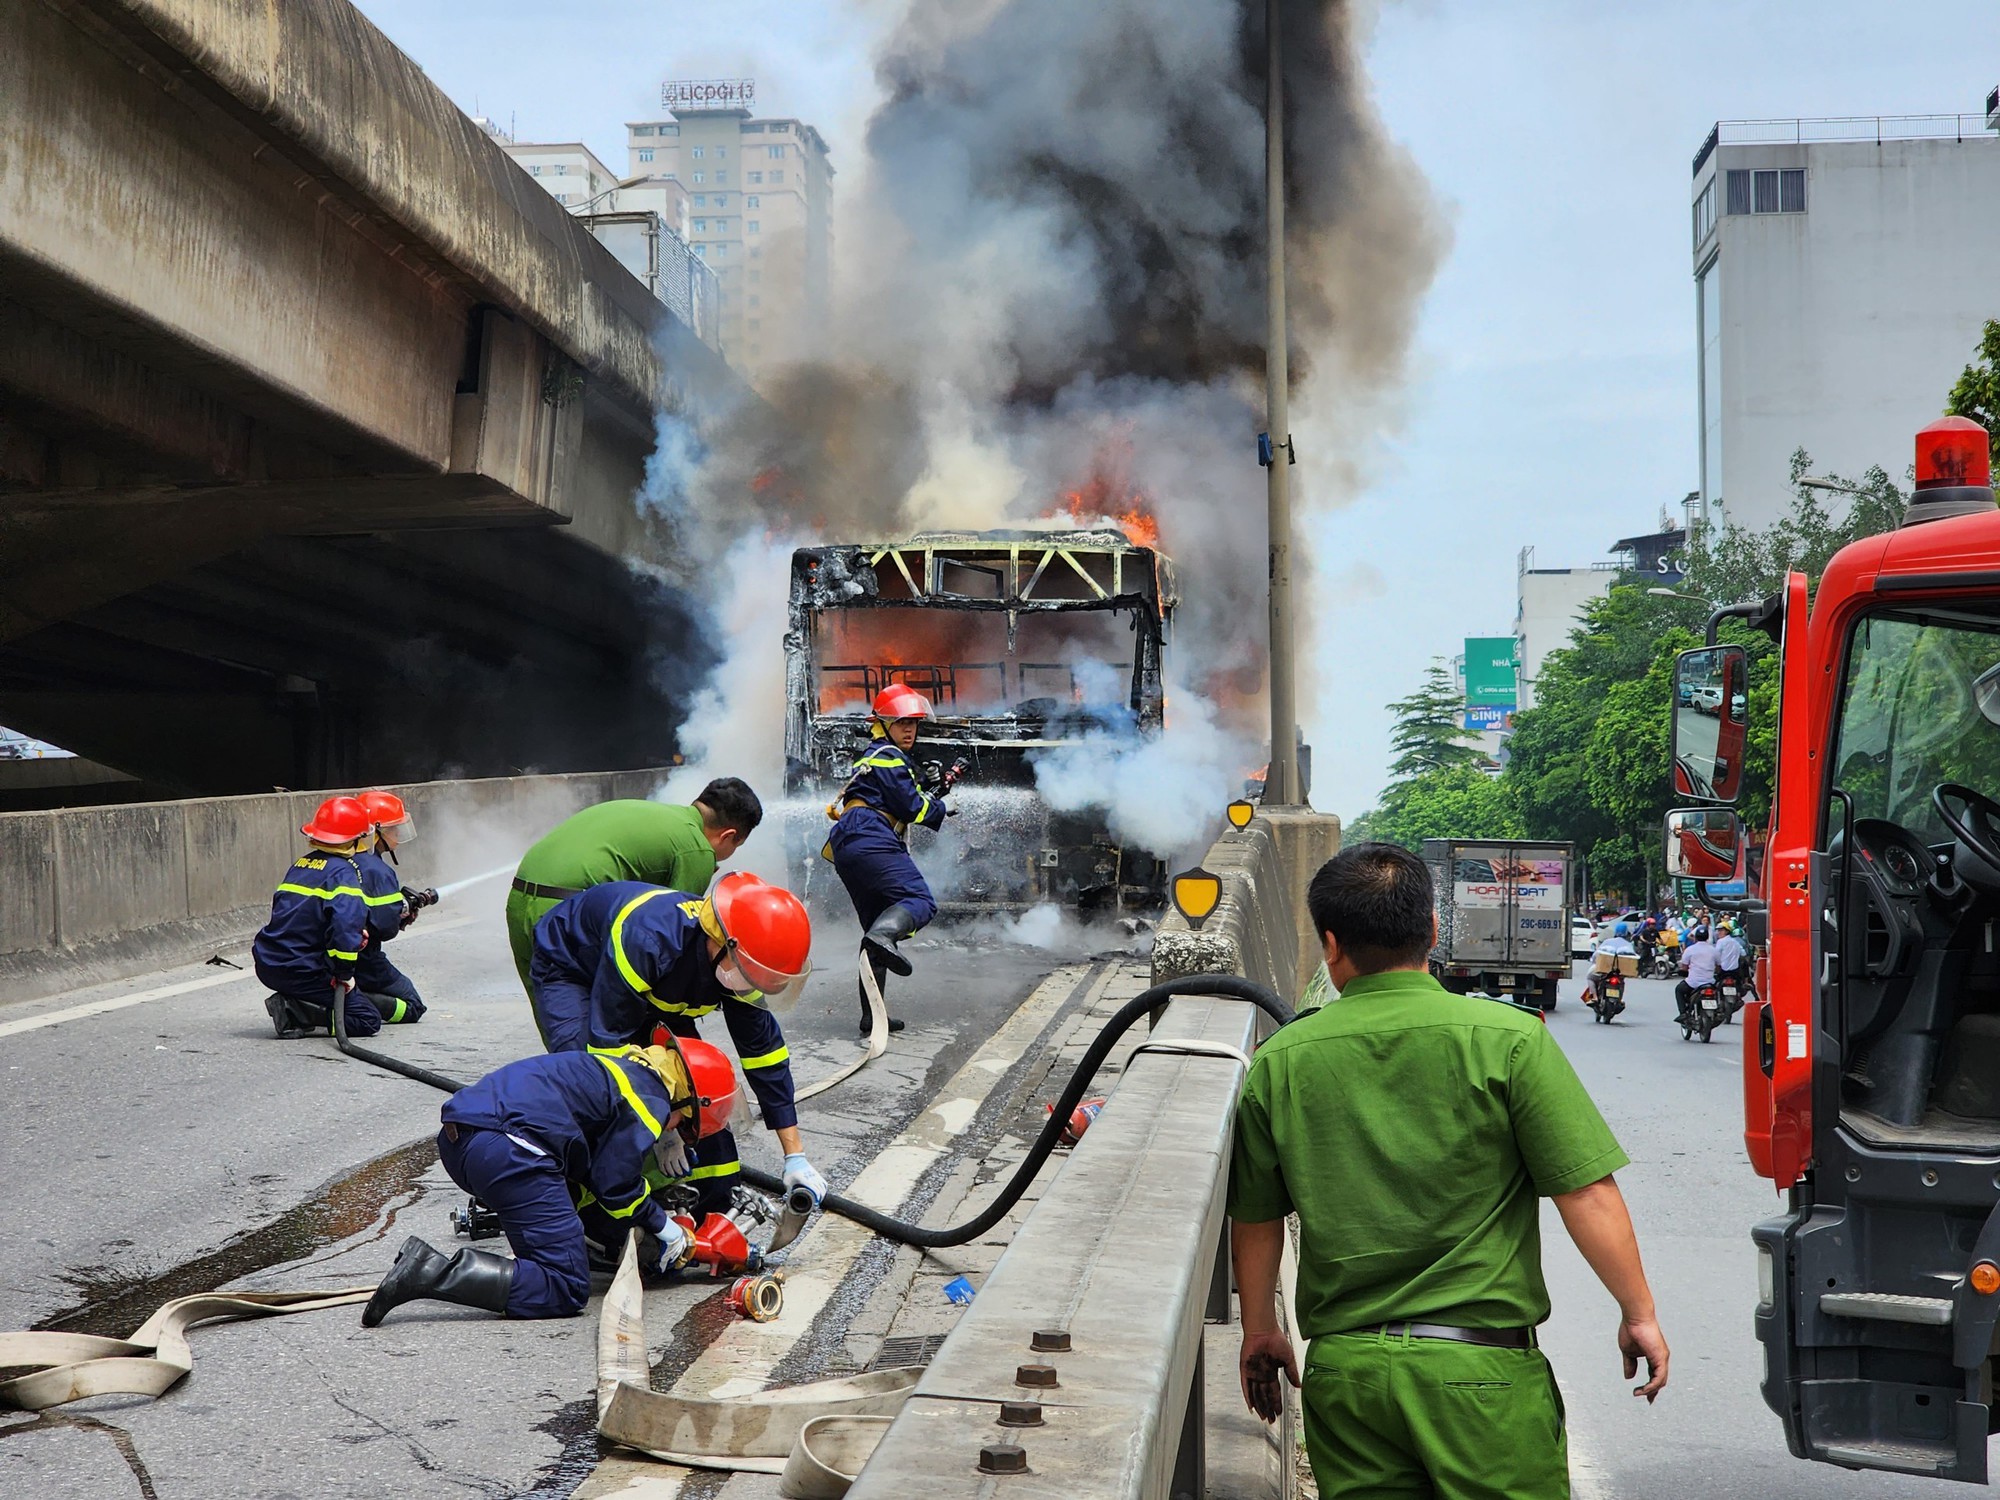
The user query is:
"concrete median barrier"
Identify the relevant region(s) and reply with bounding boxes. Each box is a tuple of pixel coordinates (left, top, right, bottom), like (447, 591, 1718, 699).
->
(1149, 806, 1341, 1008)
(0, 769, 668, 1004)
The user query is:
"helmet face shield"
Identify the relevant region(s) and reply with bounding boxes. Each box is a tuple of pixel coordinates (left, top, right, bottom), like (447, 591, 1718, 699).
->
(707, 872, 813, 1011)
(735, 952, 812, 1010)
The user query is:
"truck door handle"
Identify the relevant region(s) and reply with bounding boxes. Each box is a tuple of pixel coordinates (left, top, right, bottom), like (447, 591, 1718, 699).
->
(1759, 1004, 1776, 1077)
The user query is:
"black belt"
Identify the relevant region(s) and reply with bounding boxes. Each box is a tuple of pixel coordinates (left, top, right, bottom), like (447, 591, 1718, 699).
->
(1360, 1322, 1537, 1349)
(511, 877, 584, 902)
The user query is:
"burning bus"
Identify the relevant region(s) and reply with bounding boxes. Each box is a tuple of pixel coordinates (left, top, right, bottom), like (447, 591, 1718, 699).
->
(784, 527, 1177, 914)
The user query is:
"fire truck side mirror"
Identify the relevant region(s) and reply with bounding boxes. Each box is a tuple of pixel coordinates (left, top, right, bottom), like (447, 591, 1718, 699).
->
(1665, 807, 1742, 881)
(1671, 645, 1748, 803)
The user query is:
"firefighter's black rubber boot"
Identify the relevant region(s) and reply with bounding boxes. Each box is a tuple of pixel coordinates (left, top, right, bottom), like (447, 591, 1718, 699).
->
(861, 903, 920, 978)
(265, 993, 325, 1039)
(361, 1235, 514, 1326)
(857, 967, 906, 1036)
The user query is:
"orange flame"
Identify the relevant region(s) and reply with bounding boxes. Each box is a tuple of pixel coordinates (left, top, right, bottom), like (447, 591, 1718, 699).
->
(1047, 438, 1162, 550)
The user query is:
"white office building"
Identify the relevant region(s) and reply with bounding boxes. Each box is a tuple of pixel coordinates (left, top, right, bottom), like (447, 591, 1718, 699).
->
(1514, 550, 1617, 712)
(1691, 97, 2000, 531)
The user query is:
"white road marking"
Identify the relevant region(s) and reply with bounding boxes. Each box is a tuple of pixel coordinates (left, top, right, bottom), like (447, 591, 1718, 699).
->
(0, 911, 475, 1039)
(677, 961, 1104, 1398)
(0, 968, 257, 1038)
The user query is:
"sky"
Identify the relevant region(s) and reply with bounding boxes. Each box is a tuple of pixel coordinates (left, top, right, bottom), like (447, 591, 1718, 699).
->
(359, 0, 2000, 823)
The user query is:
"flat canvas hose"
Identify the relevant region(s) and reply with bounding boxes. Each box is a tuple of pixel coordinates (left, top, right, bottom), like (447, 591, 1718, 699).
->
(0, 1290, 374, 1411)
(790, 954, 891, 1102)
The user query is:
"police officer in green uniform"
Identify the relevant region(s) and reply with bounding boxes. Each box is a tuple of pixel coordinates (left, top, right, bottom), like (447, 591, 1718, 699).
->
(504, 780, 763, 992)
(1229, 843, 1668, 1500)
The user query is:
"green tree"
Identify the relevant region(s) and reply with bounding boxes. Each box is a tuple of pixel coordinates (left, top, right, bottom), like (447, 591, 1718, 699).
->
(1946, 317, 2000, 474)
(1386, 659, 1481, 782)
(1358, 764, 1523, 850)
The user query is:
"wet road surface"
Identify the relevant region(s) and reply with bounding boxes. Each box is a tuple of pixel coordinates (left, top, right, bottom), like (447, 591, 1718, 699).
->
(0, 878, 1094, 1498)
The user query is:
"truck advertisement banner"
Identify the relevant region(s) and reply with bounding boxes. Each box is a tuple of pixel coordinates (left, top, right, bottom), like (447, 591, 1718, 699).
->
(1453, 856, 1566, 912)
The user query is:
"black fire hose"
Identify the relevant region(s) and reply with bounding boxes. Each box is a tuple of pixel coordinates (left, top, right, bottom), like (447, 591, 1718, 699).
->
(742, 974, 1289, 1249)
(333, 985, 472, 1096)
(331, 974, 1289, 1250)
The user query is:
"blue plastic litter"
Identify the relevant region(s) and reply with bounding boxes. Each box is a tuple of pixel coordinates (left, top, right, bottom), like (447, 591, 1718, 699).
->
(942, 1276, 976, 1306)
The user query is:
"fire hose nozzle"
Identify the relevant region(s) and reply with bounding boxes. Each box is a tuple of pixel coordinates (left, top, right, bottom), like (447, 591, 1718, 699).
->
(766, 1186, 818, 1256)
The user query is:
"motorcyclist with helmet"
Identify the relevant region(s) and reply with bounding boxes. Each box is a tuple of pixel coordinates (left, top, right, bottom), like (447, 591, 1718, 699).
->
(1582, 921, 1639, 1013)
(1675, 925, 1719, 1025)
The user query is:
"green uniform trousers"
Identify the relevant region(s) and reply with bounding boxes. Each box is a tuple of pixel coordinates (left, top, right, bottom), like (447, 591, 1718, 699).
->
(505, 890, 562, 998)
(1301, 1330, 1568, 1500)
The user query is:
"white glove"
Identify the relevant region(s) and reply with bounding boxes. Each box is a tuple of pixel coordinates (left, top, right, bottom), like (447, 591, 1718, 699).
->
(645, 1220, 692, 1276)
(654, 1131, 691, 1180)
(783, 1153, 827, 1207)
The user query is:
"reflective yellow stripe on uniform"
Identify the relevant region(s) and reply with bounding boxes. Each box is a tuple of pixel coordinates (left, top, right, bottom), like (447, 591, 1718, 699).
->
(609, 889, 675, 1008)
(328, 948, 359, 961)
(685, 1162, 739, 1180)
(593, 1052, 664, 1138)
(278, 883, 366, 899)
(739, 1045, 789, 1070)
(362, 891, 404, 907)
(602, 1190, 651, 1219)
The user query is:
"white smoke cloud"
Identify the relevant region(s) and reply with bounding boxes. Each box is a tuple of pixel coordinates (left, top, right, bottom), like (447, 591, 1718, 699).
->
(1028, 670, 1244, 864)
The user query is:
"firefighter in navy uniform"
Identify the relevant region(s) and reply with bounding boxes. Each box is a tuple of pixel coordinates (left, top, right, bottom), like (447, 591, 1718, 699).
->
(527, 872, 826, 1215)
(360, 1034, 740, 1325)
(824, 684, 953, 1035)
(253, 796, 382, 1039)
(351, 789, 427, 1025)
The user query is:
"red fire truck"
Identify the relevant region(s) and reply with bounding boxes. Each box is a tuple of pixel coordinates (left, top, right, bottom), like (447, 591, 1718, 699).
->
(1666, 417, 2000, 1483)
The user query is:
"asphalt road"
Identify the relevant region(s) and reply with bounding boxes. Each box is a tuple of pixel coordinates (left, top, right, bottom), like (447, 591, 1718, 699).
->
(0, 878, 1084, 1499)
(1539, 962, 1950, 1500)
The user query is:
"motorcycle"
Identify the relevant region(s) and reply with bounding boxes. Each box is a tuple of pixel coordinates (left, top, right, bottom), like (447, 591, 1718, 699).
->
(1588, 968, 1627, 1024)
(1717, 969, 1751, 1024)
(1677, 981, 1724, 1043)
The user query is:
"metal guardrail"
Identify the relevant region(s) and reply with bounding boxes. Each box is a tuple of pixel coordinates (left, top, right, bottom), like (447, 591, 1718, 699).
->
(1696, 113, 1996, 176)
(847, 994, 1276, 1500)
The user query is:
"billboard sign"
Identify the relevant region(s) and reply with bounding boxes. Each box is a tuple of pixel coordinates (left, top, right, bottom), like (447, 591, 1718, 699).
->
(1619, 529, 1688, 584)
(1463, 637, 1518, 708)
(664, 78, 755, 111)
(1464, 705, 1514, 732)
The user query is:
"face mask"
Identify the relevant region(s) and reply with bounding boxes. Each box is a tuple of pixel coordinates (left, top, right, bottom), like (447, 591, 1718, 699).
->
(716, 960, 756, 994)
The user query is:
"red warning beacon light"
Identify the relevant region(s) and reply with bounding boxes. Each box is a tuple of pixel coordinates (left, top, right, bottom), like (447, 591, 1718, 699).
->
(1916, 416, 1991, 490)
(1903, 416, 1996, 527)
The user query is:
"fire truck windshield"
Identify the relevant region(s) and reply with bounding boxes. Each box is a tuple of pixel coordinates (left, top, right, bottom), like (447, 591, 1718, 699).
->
(1830, 607, 2000, 845)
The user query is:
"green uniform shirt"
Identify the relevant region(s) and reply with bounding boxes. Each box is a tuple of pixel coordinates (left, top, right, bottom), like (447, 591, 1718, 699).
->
(1229, 968, 1627, 1339)
(515, 801, 718, 893)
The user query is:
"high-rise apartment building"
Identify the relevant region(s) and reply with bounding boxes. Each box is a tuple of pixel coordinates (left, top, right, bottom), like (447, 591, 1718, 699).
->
(499, 139, 622, 212)
(1691, 96, 2000, 531)
(625, 81, 832, 376)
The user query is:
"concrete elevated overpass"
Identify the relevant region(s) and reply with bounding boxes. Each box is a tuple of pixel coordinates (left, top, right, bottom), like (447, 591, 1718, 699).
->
(0, 0, 739, 795)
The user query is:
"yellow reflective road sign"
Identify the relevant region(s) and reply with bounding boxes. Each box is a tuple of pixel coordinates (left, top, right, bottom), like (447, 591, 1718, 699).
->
(1226, 800, 1255, 829)
(1172, 867, 1223, 929)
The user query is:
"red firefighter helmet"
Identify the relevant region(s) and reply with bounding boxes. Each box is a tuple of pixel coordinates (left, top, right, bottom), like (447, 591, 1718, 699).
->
(358, 789, 416, 842)
(676, 1034, 741, 1140)
(872, 683, 934, 722)
(301, 795, 372, 846)
(710, 872, 813, 1000)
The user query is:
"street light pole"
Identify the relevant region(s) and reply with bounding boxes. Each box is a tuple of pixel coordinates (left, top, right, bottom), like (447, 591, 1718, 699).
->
(1262, 0, 1302, 806)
